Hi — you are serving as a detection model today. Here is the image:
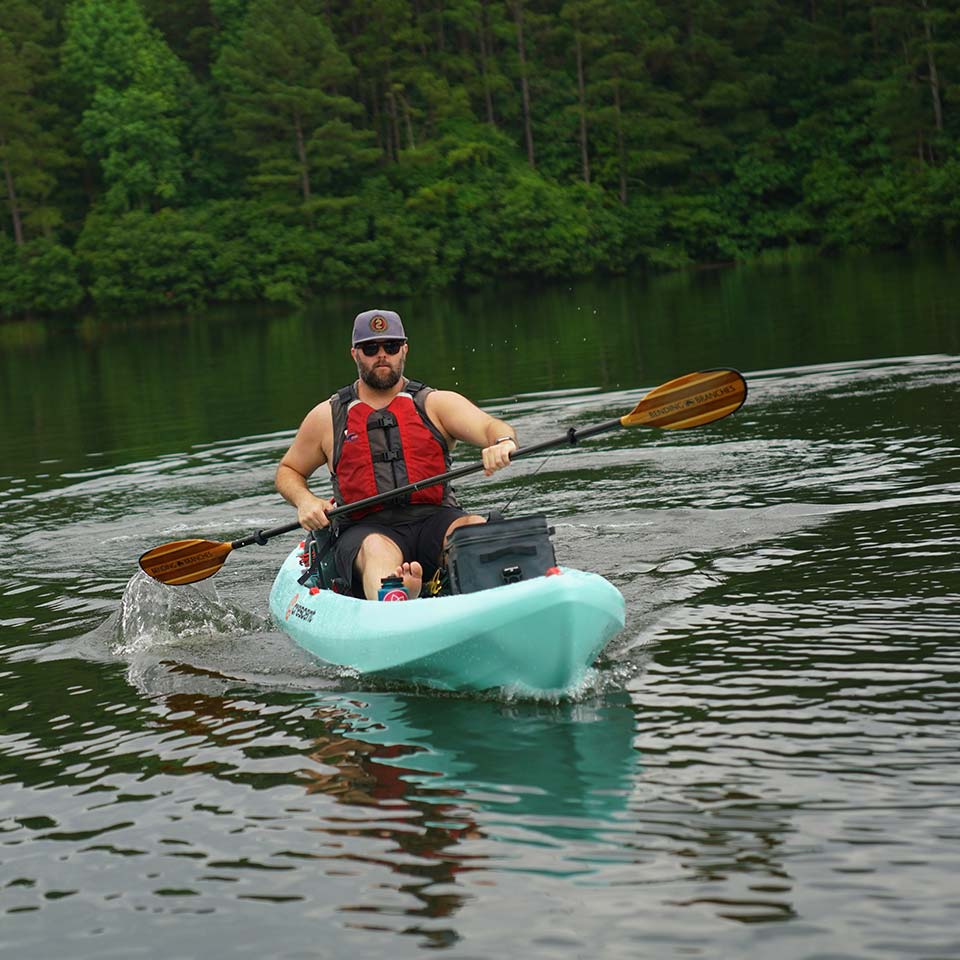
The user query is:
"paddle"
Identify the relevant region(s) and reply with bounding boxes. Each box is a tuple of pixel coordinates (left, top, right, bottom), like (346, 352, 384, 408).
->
(139, 368, 746, 585)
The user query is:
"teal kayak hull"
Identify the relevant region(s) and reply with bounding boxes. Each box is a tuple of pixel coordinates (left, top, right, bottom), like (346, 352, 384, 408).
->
(268, 543, 625, 694)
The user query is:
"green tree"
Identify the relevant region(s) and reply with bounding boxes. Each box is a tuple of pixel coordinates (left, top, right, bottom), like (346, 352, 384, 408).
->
(507, 0, 537, 167)
(3, 0, 960, 318)
(861, 0, 960, 164)
(558, 0, 607, 184)
(141, 0, 216, 76)
(0, 235, 84, 314)
(0, 2, 67, 244)
(62, 0, 193, 211)
(214, 0, 376, 207)
(582, 1, 699, 206)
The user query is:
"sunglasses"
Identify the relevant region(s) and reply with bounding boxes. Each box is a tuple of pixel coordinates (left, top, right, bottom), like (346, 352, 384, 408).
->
(356, 339, 406, 357)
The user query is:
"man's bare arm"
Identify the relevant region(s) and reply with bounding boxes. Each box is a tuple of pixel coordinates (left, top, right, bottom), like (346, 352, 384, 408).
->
(275, 402, 336, 529)
(427, 391, 517, 476)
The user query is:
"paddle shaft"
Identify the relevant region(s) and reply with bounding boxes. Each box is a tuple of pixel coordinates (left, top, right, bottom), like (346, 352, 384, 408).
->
(232, 418, 623, 551)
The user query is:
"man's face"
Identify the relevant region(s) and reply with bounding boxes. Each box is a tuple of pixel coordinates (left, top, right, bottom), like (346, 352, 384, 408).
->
(352, 340, 408, 390)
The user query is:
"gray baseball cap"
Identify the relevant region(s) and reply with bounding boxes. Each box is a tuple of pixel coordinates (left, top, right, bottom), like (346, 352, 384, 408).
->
(351, 309, 406, 345)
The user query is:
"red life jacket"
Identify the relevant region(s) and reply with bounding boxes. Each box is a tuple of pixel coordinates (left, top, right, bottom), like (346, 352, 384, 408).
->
(330, 380, 459, 519)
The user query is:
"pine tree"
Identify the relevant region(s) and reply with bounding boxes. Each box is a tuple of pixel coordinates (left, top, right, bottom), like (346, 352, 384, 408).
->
(62, 0, 192, 211)
(141, 0, 217, 76)
(584, 0, 698, 205)
(861, 0, 960, 163)
(0, 2, 67, 243)
(216, 0, 377, 204)
(507, 0, 536, 167)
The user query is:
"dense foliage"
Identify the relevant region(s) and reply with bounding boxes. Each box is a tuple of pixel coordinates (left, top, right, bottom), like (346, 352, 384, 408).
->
(1, 0, 959, 316)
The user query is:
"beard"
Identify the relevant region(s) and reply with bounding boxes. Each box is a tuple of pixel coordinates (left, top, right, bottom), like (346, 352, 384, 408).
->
(359, 359, 403, 390)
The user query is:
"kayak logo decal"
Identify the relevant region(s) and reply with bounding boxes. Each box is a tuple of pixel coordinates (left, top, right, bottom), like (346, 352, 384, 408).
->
(285, 592, 316, 623)
(343, 430, 359, 443)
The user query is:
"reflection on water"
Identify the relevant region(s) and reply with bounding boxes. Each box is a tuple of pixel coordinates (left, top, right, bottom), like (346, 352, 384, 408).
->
(309, 692, 637, 823)
(297, 691, 638, 933)
(0, 672, 640, 952)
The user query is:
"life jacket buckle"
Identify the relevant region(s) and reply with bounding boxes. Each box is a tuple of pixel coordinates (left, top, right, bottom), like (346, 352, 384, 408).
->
(371, 412, 397, 429)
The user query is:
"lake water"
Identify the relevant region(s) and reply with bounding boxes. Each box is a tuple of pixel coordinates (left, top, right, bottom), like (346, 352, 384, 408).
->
(1, 250, 959, 958)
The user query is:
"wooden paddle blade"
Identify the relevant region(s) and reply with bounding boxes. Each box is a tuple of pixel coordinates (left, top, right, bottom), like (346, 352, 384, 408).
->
(138, 539, 234, 585)
(622, 368, 747, 430)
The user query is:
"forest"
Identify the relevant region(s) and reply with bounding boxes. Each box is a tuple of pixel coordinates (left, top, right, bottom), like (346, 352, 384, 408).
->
(1, 0, 958, 317)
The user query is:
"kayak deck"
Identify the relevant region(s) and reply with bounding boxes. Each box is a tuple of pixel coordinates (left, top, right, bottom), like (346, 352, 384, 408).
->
(269, 544, 625, 694)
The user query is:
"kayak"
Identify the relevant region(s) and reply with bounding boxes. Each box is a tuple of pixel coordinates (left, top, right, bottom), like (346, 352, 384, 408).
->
(268, 542, 626, 694)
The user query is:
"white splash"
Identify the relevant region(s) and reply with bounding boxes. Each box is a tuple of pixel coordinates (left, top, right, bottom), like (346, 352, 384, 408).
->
(115, 570, 269, 655)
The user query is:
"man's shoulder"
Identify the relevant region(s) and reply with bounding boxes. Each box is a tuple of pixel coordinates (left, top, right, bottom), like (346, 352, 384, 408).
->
(425, 388, 475, 410)
(422, 387, 467, 405)
(302, 397, 334, 434)
(422, 387, 452, 415)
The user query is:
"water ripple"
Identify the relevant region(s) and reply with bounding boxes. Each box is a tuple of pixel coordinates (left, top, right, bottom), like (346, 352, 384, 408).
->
(1, 354, 959, 958)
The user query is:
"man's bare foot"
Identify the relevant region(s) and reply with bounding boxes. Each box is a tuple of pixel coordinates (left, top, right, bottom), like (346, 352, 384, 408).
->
(394, 561, 423, 598)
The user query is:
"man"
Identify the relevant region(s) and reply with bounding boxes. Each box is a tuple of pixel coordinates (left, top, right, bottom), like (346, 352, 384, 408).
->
(276, 309, 518, 600)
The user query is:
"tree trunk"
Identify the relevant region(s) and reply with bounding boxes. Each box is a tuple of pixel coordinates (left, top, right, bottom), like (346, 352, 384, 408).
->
(370, 79, 385, 155)
(412, 0, 429, 57)
(479, 0, 497, 127)
(387, 89, 402, 160)
(902, 33, 932, 165)
(398, 89, 416, 149)
(293, 115, 311, 203)
(574, 31, 590, 184)
(1, 138, 25, 246)
(511, 0, 535, 168)
(614, 81, 626, 204)
(920, 0, 944, 133)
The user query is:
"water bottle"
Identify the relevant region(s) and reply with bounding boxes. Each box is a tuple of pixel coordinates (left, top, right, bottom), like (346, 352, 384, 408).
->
(378, 575, 409, 602)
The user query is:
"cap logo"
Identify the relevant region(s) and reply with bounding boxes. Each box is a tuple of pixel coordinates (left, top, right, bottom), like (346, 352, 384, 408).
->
(369, 315, 388, 333)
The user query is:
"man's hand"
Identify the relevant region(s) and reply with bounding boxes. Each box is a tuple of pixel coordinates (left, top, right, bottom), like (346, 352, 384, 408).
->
(297, 493, 335, 529)
(482, 437, 517, 476)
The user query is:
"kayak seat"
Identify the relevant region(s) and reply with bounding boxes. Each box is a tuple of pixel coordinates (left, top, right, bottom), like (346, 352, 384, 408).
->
(298, 528, 339, 591)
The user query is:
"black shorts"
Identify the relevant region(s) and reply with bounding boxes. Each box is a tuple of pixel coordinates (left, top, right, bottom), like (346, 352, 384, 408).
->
(332, 505, 471, 594)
